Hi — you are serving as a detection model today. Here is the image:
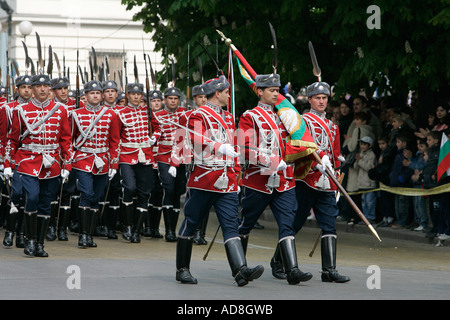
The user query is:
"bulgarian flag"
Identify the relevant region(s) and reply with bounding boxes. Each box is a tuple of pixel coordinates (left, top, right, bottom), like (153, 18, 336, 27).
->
(437, 132, 450, 182)
(236, 57, 317, 178)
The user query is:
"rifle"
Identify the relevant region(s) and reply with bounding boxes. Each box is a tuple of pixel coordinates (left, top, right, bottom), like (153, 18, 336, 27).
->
(142, 37, 152, 136)
(186, 43, 190, 109)
(76, 49, 80, 109)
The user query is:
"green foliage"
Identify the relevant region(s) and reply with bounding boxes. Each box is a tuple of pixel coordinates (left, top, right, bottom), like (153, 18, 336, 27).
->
(122, 0, 450, 113)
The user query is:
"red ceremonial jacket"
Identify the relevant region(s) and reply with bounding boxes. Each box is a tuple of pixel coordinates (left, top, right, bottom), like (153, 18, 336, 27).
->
(71, 104, 120, 174)
(151, 106, 187, 164)
(238, 102, 295, 194)
(186, 102, 240, 193)
(116, 104, 154, 165)
(5, 98, 73, 179)
(169, 108, 195, 167)
(297, 109, 341, 192)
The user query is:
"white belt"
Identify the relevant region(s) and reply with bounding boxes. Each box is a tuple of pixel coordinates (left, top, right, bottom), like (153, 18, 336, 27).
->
(121, 142, 151, 149)
(158, 140, 173, 146)
(21, 143, 59, 152)
(77, 147, 108, 154)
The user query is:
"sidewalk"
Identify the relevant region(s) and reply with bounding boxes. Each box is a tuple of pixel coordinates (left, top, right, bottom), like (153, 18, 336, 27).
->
(258, 209, 445, 246)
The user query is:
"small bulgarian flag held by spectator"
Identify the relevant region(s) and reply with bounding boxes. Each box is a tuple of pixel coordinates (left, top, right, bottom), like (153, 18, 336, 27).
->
(235, 57, 317, 178)
(437, 131, 450, 182)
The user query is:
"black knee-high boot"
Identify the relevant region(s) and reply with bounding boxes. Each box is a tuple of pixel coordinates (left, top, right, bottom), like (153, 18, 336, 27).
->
(224, 237, 264, 287)
(121, 202, 134, 241)
(131, 207, 147, 243)
(270, 243, 287, 279)
(321, 234, 350, 283)
(78, 207, 89, 248)
(23, 211, 38, 256)
(57, 207, 71, 241)
(176, 237, 198, 284)
(45, 201, 58, 241)
(3, 205, 19, 247)
(163, 207, 177, 242)
(279, 236, 312, 285)
(87, 208, 98, 247)
(36, 216, 50, 257)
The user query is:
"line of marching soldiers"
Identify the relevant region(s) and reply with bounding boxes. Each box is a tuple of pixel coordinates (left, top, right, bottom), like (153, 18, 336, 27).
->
(0, 71, 350, 287)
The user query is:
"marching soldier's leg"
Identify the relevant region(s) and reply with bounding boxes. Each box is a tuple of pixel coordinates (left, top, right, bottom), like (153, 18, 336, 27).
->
(106, 205, 119, 239)
(121, 201, 134, 240)
(15, 207, 25, 248)
(57, 206, 71, 241)
(96, 202, 109, 237)
(23, 211, 38, 256)
(224, 237, 264, 287)
(77, 207, 89, 248)
(176, 237, 197, 284)
(270, 243, 286, 279)
(87, 208, 98, 247)
(131, 207, 147, 243)
(320, 234, 350, 283)
(35, 215, 50, 257)
(3, 205, 18, 247)
(150, 207, 163, 238)
(69, 194, 80, 233)
(45, 200, 58, 241)
(163, 206, 177, 242)
(279, 236, 312, 285)
(193, 214, 209, 245)
(239, 234, 248, 255)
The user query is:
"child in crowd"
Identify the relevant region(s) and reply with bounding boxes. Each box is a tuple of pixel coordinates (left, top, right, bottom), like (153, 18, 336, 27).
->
(389, 134, 414, 229)
(408, 138, 428, 231)
(423, 131, 442, 238)
(369, 135, 396, 227)
(354, 136, 377, 223)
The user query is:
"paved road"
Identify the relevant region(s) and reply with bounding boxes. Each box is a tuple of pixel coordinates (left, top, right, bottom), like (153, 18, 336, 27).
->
(0, 214, 449, 301)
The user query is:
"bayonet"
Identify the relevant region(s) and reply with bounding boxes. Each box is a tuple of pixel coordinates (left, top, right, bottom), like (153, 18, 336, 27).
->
(308, 41, 322, 82)
(196, 40, 223, 76)
(22, 41, 30, 73)
(53, 51, 61, 78)
(35, 32, 43, 73)
(91, 47, 98, 80)
(269, 22, 278, 73)
(133, 55, 139, 83)
(47, 45, 53, 78)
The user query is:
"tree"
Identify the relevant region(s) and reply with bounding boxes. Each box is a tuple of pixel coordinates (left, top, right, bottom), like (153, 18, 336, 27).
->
(122, 0, 450, 118)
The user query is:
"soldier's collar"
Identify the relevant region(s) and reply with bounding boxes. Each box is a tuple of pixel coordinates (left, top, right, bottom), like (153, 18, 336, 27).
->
(55, 97, 68, 105)
(128, 103, 140, 108)
(257, 101, 274, 111)
(206, 101, 222, 114)
(86, 103, 102, 112)
(31, 97, 50, 109)
(17, 97, 30, 105)
(310, 108, 326, 119)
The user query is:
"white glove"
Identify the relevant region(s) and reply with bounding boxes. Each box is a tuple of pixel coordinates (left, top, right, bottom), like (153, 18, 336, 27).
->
(0, 164, 4, 170)
(4, 167, 13, 179)
(218, 144, 238, 158)
(168, 166, 177, 178)
(316, 155, 333, 175)
(108, 169, 117, 180)
(149, 136, 157, 145)
(61, 169, 70, 182)
(276, 160, 287, 171)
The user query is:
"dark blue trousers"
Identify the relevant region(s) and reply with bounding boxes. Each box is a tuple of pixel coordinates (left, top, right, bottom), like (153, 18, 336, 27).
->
(75, 170, 109, 209)
(19, 174, 60, 215)
(178, 188, 240, 242)
(157, 162, 186, 209)
(294, 181, 339, 235)
(120, 163, 154, 209)
(239, 187, 297, 239)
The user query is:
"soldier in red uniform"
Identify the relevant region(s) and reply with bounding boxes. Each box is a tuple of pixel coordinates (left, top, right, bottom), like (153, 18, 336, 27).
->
(237, 73, 312, 285)
(175, 75, 263, 286)
(47, 76, 84, 241)
(293, 81, 350, 283)
(116, 83, 155, 243)
(71, 80, 120, 248)
(151, 87, 187, 242)
(145, 90, 164, 238)
(1, 75, 32, 248)
(3, 74, 73, 257)
(96, 80, 122, 240)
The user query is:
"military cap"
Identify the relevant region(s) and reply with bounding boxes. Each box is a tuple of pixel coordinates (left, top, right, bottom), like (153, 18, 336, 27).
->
(255, 73, 281, 88)
(15, 75, 32, 87)
(192, 84, 206, 97)
(163, 87, 181, 98)
(68, 90, 75, 98)
(306, 81, 331, 97)
(126, 83, 144, 94)
(203, 75, 230, 96)
(102, 80, 118, 91)
(84, 80, 103, 93)
(51, 77, 70, 90)
(149, 90, 163, 100)
(116, 91, 126, 103)
(30, 74, 51, 86)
